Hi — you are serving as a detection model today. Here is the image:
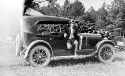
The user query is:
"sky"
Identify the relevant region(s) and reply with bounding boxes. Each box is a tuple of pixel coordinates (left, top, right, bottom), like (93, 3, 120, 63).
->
(0, 0, 113, 39)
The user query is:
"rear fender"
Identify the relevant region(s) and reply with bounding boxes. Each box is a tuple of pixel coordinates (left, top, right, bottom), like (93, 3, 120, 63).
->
(24, 40, 53, 58)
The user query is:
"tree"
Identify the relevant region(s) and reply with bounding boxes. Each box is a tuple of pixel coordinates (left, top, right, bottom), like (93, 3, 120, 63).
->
(39, 0, 61, 16)
(107, 0, 125, 26)
(88, 7, 97, 21)
(107, 0, 125, 37)
(61, 0, 71, 17)
(77, 6, 97, 24)
(69, 0, 85, 18)
(63, 0, 70, 13)
(78, 12, 94, 23)
(96, 2, 108, 28)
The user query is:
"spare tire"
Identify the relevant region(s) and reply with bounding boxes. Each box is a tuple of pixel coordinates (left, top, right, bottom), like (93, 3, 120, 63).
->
(16, 35, 23, 56)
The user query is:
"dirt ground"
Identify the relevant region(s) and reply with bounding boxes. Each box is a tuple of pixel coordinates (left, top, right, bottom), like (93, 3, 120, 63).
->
(0, 42, 125, 76)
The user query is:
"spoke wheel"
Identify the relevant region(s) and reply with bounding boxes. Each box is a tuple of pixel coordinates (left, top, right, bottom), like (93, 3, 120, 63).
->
(98, 44, 115, 63)
(28, 45, 51, 67)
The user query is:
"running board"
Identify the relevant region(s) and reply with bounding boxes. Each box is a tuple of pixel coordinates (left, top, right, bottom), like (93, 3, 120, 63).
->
(51, 54, 95, 60)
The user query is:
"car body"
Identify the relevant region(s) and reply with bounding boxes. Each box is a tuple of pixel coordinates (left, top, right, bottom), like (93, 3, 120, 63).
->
(16, 0, 116, 67)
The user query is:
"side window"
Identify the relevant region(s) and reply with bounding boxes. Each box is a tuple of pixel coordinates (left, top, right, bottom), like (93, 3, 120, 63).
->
(35, 24, 50, 35)
(50, 25, 61, 33)
(34, 24, 69, 35)
(60, 24, 69, 33)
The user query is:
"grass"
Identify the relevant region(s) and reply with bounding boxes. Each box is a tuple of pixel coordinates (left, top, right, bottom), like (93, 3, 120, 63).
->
(0, 42, 125, 76)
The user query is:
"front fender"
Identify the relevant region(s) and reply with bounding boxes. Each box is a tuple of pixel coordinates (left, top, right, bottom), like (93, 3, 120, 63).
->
(24, 40, 53, 58)
(96, 40, 115, 51)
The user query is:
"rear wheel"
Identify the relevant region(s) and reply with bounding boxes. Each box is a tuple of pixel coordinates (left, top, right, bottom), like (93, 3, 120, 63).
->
(28, 45, 51, 67)
(98, 44, 115, 63)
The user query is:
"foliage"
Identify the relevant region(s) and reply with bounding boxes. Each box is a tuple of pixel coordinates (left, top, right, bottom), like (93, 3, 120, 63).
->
(11, 0, 125, 38)
(39, 3, 61, 16)
(39, 0, 85, 19)
(107, 0, 125, 29)
(78, 7, 97, 23)
(96, 2, 108, 28)
(68, 0, 85, 18)
(61, 0, 70, 17)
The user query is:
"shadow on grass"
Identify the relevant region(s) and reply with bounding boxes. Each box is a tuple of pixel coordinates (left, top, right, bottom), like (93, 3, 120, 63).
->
(49, 57, 99, 67)
(13, 57, 99, 67)
(113, 57, 125, 62)
(18, 57, 125, 67)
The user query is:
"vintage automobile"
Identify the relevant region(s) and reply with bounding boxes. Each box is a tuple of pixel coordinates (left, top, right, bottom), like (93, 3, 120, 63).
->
(16, 0, 116, 67)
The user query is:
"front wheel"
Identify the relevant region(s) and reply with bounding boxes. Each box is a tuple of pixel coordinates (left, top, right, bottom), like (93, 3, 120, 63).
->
(98, 44, 115, 63)
(28, 45, 51, 67)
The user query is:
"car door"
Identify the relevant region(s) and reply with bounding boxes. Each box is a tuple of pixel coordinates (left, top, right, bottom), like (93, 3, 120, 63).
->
(49, 25, 68, 50)
(77, 33, 102, 55)
(87, 34, 102, 49)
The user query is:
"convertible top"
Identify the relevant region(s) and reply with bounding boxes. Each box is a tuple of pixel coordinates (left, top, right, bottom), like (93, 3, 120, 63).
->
(24, 15, 72, 25)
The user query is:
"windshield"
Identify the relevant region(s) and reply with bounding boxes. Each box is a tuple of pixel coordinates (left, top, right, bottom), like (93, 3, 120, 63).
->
(23, 0, 55, 16)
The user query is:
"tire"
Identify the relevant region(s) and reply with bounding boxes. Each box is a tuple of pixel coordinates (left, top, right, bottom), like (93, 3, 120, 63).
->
(97, 44, 115, 63)
(28, 45, 51, 67)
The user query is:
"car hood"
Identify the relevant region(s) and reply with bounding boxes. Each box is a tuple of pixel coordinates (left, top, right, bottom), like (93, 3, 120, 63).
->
(24, 15, 71, 25)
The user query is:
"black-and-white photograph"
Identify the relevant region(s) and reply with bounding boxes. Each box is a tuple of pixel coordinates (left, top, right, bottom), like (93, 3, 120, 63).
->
(0, 0, 125, 76)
